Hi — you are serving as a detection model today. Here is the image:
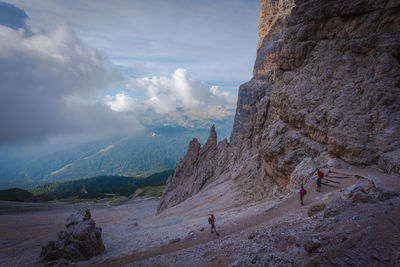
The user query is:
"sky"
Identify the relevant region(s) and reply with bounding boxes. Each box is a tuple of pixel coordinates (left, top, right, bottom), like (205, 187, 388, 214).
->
(0, 0, 260, 146)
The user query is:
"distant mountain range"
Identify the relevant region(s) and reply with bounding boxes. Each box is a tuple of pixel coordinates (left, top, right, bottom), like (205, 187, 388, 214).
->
(0, 124, 232, 190)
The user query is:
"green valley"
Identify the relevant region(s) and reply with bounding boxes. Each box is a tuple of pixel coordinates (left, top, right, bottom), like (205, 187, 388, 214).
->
(0, 125, 231, 189)
(0, 169, 174, 201)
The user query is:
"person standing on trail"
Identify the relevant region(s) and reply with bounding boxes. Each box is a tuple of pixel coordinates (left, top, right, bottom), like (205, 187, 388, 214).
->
(299, 184, 306, 205)
(208, 214, 219, 235)
(316, 168, 324, 192)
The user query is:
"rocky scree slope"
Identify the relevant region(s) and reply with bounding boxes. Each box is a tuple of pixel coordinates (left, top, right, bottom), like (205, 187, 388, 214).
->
(157, 0, 400, 213)
(135, 176, 400, 266)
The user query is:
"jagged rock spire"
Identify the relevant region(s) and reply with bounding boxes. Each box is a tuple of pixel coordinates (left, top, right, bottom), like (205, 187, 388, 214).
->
(156, 124, 227, 214)
(202, 125, 217, 151)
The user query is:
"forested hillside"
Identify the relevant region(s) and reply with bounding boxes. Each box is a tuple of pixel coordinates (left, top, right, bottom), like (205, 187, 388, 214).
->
(0, 126, 231, 189)
(0, 188, 53, 202)
(31, 169, 174, 199)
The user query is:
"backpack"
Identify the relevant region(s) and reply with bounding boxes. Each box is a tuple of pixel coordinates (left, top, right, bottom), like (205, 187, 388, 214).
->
(304, 189, 307, 195)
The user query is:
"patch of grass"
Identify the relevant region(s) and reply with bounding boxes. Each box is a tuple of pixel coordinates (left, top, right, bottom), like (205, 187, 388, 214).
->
(133, 185, 165, 199)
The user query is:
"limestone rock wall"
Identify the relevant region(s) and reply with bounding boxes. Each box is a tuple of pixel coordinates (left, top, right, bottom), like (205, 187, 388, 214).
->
(234, 0, 400, 193)
(275, 0, 400, 165)
(157, 0, 400, 213)
(231, 0, 294, 145)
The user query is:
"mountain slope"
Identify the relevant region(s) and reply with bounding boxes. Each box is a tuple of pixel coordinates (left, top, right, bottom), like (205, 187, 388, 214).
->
(0, 188, 53, 202)
(0, 126, 232, 189)
(158, 0, 400, 213)
(31, 169, 174, 199)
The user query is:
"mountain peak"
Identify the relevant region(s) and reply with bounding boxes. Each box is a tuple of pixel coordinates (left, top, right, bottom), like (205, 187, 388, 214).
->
(202, 125, 217, 152)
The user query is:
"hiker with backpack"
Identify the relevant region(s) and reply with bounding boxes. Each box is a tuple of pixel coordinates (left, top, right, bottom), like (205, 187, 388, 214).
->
(299, 184, 306, 205)
(208, 214, 219, 235)
(316, 168, 324, 192)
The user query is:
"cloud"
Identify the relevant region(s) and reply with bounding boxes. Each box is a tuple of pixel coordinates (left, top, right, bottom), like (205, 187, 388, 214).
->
(105, 69, 237, 128)
(128, 68, 237, 114)
(0, 20, 141, 145)
(5, 0, 259, 81)
(105, 92, 145, 112)
(0, 2, 242, 146)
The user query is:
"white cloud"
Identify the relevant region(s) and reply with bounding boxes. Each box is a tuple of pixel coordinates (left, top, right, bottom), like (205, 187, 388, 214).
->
(0, 1, 243, 145)
(104, 68, 237, 128)
(105, 92, 143, 112)
(0, 24, 143, 145)
(128, 68, 237, 114)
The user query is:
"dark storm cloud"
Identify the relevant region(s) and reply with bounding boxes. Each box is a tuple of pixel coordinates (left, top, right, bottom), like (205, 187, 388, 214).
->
(0, 23, 141, 145)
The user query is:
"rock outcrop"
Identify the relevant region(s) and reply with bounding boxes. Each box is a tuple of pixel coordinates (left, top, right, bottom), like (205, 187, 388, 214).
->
(40, 209, 105, 264)
(157, 125, 235, 213)
(158, 0, 400, 213)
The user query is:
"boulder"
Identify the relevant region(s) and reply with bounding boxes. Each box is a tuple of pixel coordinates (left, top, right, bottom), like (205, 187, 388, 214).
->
(307, 204, 326, 217)
(40, 209, 105, 264)
(323, 208, 339, 218)
(343, 179, 376, 199)
(169, 238, 181, 244)
(351, 192, 375, 204)
(377, 190, 400, 201)
(184, 231, 195, 240)
(304, 237, 323, 253)
(378, 150, 400, 175)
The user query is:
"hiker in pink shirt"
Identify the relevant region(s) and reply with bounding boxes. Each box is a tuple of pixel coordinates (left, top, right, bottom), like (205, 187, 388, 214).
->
(299, 184, 306, 205)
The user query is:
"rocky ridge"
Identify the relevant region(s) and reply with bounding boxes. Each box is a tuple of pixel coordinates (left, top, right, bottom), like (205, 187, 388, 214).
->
(157, 0, 400, 213)
(157, 125, 235, 213)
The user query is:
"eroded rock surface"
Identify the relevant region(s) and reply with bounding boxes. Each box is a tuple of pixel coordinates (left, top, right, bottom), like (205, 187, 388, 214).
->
(157, 125, 235, 213)
(158, 0, 400, 213)
(139, 181, 400, 267)
(40, 209, 105, 264)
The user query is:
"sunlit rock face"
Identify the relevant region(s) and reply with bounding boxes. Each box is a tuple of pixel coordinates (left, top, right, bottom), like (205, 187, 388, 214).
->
(158, 0, 400, 213)
(231, 0, 295, 145)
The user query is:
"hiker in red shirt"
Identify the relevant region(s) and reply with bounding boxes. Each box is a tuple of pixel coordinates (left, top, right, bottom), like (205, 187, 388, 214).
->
(316, 168, 324, 192)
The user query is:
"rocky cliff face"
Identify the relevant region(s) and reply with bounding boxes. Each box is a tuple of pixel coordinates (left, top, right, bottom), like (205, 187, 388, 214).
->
(231, 0, 295, 145)
(157, 0, 400, 213)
